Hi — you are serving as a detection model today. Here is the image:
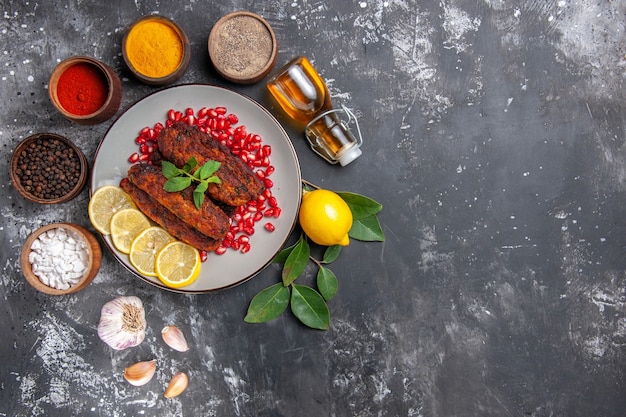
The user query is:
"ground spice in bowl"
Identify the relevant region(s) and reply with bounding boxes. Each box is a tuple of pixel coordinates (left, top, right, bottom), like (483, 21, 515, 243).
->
(208, 11, 278, 84)
(56, 63, 108, 115)
(49, 56, 122, 125)
(123, 15, 191, 85)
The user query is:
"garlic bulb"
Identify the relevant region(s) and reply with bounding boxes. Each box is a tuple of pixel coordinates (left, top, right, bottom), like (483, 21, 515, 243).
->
(97, 296, 146, 350)
(161, 325, 190, 352)
(164, 371, 188, 398)
(124, 360, 157, 386)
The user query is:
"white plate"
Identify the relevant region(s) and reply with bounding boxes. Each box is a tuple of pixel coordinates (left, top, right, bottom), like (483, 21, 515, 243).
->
(91, 84, 301, 293)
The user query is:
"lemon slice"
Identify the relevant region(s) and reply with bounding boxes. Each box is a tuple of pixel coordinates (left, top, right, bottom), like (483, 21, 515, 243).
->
(88, 185, 137, 235)
(129, 227, 176, 277)
(155, 241, 201, 288)
(110, 208, 151, 254)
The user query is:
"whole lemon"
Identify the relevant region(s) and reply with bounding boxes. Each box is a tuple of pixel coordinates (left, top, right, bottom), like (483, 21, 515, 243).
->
(299, 189, 353, 246)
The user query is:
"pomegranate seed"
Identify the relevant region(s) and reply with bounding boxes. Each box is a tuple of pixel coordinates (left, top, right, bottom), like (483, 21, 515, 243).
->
(264, 208, 274, 217)
(128, 153, 139, 163)
(238, 235, 250, 244)
(273, 207, 282, 218)
(263, 145, 272, 156)
(265, 165, 275, 176)
(216, 106, 227, 114)
(139, 154, 150, 161)
(200, 250, 208, 262)
(264, 178, 274, 188)
(244, 227, 255, 235)
(215, 246, 227, 255)
(254, 212, 264, 222)
(264, 223, 276, 232)
(135, 136, 146, 145)
(185, 107, 194, 116)
(241, 243, 251, 254)
(167, 109, 176, 120)
(198, 107, 208, 118)
(228, 113, 238, 124)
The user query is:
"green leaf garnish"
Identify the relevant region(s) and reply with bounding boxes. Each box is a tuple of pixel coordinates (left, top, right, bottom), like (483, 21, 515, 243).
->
(161, 157, 221, 209)
(162, 160, 181, 179)
(164, 176, 192, 192)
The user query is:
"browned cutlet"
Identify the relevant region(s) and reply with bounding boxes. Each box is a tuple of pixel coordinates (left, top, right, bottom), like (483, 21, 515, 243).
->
(120, 180, 222, 252)
(158, 122, 264, 206)
(127, 163, 229, 240)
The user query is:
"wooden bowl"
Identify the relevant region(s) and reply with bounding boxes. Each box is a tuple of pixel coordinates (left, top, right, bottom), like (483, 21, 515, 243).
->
(20, 223, 102, 295)
(122, 15, 191, 86)
(49, 56, 122, 125)
(10, 133, 88, 204)
(208, 11, 278, 84)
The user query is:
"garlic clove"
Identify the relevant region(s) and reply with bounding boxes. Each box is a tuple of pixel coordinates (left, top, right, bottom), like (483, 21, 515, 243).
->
(124, 359, 157, 386)
(164, 371, 188, 398)
(161, 325, 190, 352)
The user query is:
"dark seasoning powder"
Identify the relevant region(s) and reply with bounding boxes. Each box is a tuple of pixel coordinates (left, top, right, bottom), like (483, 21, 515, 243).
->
(212, 15, 273, 77)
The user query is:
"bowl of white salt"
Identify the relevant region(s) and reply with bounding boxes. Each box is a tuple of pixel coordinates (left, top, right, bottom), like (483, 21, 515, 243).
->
(20, 223, 102, 295)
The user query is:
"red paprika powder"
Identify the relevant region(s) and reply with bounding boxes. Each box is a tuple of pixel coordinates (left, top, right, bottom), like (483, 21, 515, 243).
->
(56, 63, 108, 115)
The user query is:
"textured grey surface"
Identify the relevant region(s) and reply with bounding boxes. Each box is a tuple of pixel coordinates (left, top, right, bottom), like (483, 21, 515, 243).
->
(1, 0, 625, 416)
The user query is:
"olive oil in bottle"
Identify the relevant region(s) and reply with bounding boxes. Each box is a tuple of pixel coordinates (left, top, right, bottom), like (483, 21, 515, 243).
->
(267, 56, 362, 166)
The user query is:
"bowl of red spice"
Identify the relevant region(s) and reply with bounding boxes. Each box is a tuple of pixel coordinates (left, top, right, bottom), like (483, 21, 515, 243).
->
(10, 132, 88, 204)
(20, 222, 102, 295)
(49, 56, 122, 125)
(208, 11, 278, 84)
(122, 15, 191, 86)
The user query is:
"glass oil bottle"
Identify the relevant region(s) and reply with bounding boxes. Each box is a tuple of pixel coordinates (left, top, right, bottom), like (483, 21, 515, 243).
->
(266, 56, 363, 166)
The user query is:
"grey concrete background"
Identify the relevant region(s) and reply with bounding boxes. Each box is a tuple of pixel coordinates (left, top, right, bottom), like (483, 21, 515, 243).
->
(1, 0, 625, 416)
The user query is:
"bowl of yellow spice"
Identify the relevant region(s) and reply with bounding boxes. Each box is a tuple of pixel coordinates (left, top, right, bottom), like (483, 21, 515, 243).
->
(122, 15, 191, 86)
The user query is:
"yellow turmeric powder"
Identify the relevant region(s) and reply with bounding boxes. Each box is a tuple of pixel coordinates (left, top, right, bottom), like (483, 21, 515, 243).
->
(125, 18, 183, 78)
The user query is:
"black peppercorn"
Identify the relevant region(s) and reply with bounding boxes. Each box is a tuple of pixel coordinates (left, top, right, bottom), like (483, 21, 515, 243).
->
(15, 137, 82, 200)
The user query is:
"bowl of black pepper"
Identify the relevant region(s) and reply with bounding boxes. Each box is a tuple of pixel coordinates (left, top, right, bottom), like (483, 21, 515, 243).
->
(10, 133, 88, 204)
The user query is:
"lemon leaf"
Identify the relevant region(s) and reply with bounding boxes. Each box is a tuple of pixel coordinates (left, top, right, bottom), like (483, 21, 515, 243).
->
(317, 266, 338, 301)
(273, 240, 299, 263)
(322, 245, 342, 263)
(244, 283, 290, 323)
(349, 215, 385, 242)
(290, 284, 330, 330)
(282, 236, 310, 286)
(336, 191, 383, 220)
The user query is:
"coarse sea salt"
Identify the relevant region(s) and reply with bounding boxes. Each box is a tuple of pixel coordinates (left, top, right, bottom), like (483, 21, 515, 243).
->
(28, 227, 89, 290)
